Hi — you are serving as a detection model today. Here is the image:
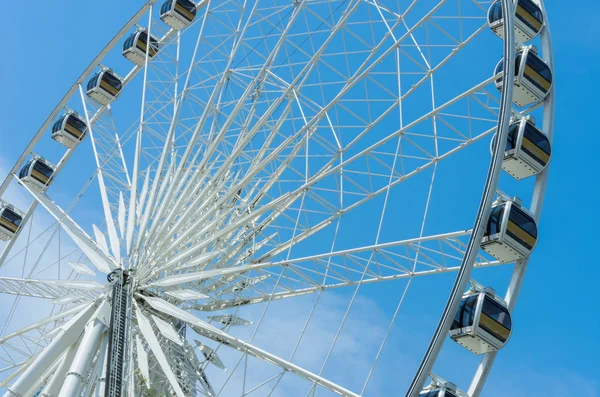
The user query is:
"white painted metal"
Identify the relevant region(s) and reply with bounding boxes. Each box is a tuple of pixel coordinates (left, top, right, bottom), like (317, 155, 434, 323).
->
(133, 7, 211, 256)
(134, 302, 186, 397)
(406, 0, 516, 394)
(118, 192, 126, 239)
(69, 261, 97, 276)
(152, 315, 184, 346)
(164, 289, 208, 301)
(79, 86, 122, 265)
(195, 341, 226, 371)
(127, 7, 154, 257)
(0, 277, 99, 300)
(18, 169, 118, 273)
(0, 0, 158, 199)
(135, 335, 150, 389)
(23, 359, 63, 397)
(140, 295, 360, 397)
(41, 337, 82, 397)
(58, 312, 107, 397)
(207, 315, 252, 327)
(0, 303, 90, 346)
(83, 335, 108, 397)
(93, 225, 110, 257)
(95, 341, 109, 397)
(2, 301, 100, 397)
(0, 1, 555, 395)
(468, 1, 556, 394)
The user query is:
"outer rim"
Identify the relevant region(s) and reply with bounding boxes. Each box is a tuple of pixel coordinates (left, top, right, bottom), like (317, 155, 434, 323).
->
(0, 1, 554, 395)
(405, 0, 519, 394)
(407, 0, 555, 395)
(467, 0, 555, 394)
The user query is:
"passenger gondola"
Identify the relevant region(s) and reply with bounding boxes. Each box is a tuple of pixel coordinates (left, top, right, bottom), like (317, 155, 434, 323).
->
(481, 198, 537, 262)
(450, 285, 512, 354)
(18, 157, 56, 191)
(501, 116, 551, 179)
(419, 377, 466, 397)
(0, 202, 24, 241)
(122, 29, 160, 66)
(51, 110, 88, 148)
(488, 0, 544, 42)
(495, 45, 553, 107)
(160, 0, 203, 30)
(86, 68, 123, 106)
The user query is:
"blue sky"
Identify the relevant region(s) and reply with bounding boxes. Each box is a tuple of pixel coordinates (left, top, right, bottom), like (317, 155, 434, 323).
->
(0, 1, 598, 396)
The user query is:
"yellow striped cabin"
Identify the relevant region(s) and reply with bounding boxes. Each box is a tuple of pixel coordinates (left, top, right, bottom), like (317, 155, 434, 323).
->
(481, 199, 538, 263)
(450, 287, 512, 355)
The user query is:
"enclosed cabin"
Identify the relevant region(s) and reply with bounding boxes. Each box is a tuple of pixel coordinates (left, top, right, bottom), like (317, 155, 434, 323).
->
(420, 377, 467, 397)
(0, 202, 24, 241)
(160, 0, 203, 30)
(86, 68, 123, 106)
(18, 157, 56, 192)
(488, 0, 544, 42)
(51, 110, 88, 148)
(481, 198, 537, 263)
(495, 45, 552, 107)
(450, 285, 512, 354)
(123, 29, 160, 66)
(501, 116, 551, 179)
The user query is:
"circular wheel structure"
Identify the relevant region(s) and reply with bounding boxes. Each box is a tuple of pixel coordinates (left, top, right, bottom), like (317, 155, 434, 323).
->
(0, 1, 554, 396)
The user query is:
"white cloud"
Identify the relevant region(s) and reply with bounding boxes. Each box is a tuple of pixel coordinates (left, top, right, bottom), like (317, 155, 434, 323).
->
(188, 291, 415, 396)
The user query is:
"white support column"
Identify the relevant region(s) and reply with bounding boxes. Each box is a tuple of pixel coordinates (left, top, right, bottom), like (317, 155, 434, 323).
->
(58, 318, 107, 397)
(41, 337, 82, 397)
(22, 359, 63, 397)
(83, 335, 108, 397)
(94, 339, 109, 397)
(2, 302, 99, 397)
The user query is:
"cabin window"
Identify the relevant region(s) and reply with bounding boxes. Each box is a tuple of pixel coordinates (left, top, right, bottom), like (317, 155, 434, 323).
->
(482, 297, 511, 330)
(19, 161, 32, 179)
(2, 209, 22, 227)
(505, 123, 520, 151)
(67, 115, 87, 133)
(52, 116, 66, 133)
(480, 296, 511, 342)
(488, 2, 502, 23)
(519, 0, 543, 22)
(508, 206, 537, 239)
(180, 0, 197, 14)
(514, 53, 522, 76)
(452, 295, 478, 330)
(138, 32, 159, 53)
(87, 74, 100, 91)
(102, 73, 122, 91)
(485, 205, 505, 237)
(525, 54, 552, 83)
(33, 161, 54, 179)
(523, 122, 550, 155)
(161, 0, 174, 15)
(124, 34, 136, 51)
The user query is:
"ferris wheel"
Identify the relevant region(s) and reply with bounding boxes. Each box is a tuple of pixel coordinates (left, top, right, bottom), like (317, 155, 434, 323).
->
(0, 0, 554, 396)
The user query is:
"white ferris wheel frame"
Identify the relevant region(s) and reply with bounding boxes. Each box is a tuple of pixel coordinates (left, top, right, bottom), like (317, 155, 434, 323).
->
(0, 0, 555, 396)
